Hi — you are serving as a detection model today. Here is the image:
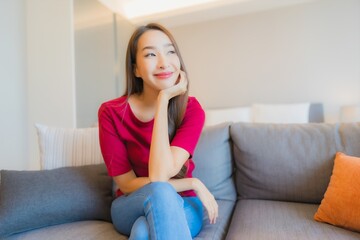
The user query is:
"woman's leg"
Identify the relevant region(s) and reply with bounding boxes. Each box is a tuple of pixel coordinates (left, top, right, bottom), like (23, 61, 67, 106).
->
(129, 216, 149, 240)
(111, 182, 194, 240)
(183, 197, 203, 238)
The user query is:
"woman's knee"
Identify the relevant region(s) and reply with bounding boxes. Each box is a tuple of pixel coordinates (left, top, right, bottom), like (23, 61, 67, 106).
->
(145, 182, 182, 205)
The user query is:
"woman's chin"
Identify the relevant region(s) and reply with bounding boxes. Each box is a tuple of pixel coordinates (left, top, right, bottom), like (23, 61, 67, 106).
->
(157, 79, 177, 89)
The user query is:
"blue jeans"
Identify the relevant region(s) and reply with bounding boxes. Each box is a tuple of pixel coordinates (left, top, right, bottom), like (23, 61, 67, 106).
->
(111, 182, 203, 240)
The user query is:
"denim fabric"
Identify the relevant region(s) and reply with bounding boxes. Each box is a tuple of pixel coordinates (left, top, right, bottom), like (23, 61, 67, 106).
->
(111, 182, 203, 240)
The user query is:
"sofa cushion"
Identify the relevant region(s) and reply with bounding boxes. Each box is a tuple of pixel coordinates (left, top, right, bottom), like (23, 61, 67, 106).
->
(338, 123, 360, 156)
(226, 200, 360, 240)
(204, 107, 252, 126)
(0, 164, 113, 237)
(194, 200, 235, 240)
(193, 123, 236, 201)
(230, 122, 360, 203)
(4, 221, 125, 240)
(35, 124, 103, 169)
(252, 103, 310, 123)
(314, 152, 360, 232)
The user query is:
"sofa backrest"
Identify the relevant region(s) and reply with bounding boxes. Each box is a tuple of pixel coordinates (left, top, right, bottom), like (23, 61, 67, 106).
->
(192, 123, 237, 202)
(230, 122, 360, 204)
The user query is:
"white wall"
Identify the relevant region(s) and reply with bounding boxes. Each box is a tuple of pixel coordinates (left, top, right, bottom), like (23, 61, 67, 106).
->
(0, 0, 134, 170)
(115, 16, 137, 95)
(0, 0, 27, 170)
(74, 0, 135, 128)
(75, 21, 116, 127)
(170, 0, 360, 122)
(26, 0, 76, 169)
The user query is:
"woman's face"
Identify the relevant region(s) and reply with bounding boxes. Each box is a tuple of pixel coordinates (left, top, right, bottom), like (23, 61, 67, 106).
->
(134, 30, 181, 92)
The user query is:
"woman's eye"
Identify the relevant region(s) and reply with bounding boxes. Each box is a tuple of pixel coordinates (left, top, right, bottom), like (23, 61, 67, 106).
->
(145, 53, 156, 57)
(168, 50, 176, 55)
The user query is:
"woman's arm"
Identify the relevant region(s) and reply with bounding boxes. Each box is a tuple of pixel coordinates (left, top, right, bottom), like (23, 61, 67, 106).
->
(114, 172, 218, 224)
(169, 178, 219, 224)
(113, 170, 150, 195)
(148, 73, 189, 182)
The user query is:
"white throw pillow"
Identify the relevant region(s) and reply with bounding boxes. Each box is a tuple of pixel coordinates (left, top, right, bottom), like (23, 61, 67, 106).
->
(252, 103, 310, 124)
(35, 124, 104, 170)
(205, 107, 252, 126)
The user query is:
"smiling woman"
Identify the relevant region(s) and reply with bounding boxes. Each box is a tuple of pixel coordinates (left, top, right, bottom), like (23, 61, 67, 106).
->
(98, 23, 218, 239)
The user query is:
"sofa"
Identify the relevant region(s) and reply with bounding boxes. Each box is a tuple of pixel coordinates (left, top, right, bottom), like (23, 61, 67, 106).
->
(1, 119, 360, 239)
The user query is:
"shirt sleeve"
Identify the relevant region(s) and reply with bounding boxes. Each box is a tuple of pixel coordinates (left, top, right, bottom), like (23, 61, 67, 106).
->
(170, 97, 205, 157)
(98, 104, 132, 177)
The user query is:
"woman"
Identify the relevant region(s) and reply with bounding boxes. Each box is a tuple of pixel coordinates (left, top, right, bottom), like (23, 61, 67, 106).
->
(98, 23, 218, 240)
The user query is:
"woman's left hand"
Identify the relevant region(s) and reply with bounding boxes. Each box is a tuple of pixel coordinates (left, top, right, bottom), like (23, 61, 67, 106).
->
(193, 178, 219, 224)
(159, 71, 188, 101)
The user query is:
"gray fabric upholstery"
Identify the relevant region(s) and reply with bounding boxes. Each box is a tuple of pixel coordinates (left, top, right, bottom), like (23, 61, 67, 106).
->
(0, 164, 113, 237)
(4, 201, 235, 240)
(308, 103, 324, 123)
(230, 122, 360, 204)
(226, 200, 360, 240)
(4, 221, 126, 240)
(193, 123, 236, 202)
(338, 122, 360, 156)
(195, 200, 235, 240)
(231, 123, 341, 203)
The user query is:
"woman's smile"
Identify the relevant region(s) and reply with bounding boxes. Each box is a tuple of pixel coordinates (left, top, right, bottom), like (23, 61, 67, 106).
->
(154, 71, 174, 80)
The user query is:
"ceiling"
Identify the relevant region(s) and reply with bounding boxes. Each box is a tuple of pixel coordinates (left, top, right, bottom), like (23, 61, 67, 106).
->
(128, 0, 318, 27)
(74, 0, 318, 29)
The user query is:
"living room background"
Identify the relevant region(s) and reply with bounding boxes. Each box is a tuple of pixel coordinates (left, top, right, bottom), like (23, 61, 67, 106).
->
(1, 0, 359, 171)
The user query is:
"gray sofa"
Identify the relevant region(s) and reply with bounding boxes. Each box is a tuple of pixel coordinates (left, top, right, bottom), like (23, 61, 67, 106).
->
(2, 121, 360, 240)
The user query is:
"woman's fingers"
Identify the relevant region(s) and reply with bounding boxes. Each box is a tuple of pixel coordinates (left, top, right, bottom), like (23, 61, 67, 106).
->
(193, 179, 218, 224)
(205, 197, 218, 224)
(160, 71, 188, 100)
(175, 71, 188, 94)
(212, 201, 218, 224)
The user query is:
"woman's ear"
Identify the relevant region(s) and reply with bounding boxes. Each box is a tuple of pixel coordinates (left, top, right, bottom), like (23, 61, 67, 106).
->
(134, 64, 140, 78)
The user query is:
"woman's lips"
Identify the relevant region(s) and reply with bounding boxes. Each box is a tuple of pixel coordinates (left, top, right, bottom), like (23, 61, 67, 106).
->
(154, 72, 173, 79)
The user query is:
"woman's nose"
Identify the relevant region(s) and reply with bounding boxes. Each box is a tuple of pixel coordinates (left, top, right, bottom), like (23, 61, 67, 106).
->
(158, 54, 169, 69)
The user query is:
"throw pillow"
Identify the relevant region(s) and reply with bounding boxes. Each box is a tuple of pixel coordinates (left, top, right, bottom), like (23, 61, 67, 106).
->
(314, 152, 360, 232)
(0, 164, 113, 237)
(252, 103, 310, 123)
(204, 107, 252, 126)
(35, 124, 103, 169)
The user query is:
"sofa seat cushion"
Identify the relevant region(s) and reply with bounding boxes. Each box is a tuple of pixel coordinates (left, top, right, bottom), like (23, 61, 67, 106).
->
(195, 200, 235, 240)
(4, 221, 126, 240)
(5, 201, 235, 240)
(225, 200, 360, 240)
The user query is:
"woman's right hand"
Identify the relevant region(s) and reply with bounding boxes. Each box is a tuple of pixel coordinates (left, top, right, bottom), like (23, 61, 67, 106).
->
(159, 71, 188, 101)
(193, 178, 218, 224)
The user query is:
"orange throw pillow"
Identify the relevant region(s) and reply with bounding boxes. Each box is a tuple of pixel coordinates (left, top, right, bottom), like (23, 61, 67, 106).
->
(314, 152, 360, 232)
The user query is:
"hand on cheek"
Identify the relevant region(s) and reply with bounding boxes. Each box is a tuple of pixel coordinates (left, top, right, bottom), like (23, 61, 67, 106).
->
(160, 71, 188, 101)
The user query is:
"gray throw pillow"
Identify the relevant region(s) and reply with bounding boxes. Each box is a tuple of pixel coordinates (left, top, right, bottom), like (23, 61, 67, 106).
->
(0, 164, 113, 237)
(193, 122, 236, 202)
